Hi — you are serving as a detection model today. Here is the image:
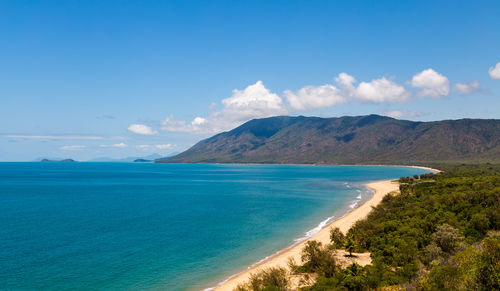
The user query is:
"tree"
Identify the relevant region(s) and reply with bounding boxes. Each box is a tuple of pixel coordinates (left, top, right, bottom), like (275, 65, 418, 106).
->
(242, 267, 289, 291)
(301, 240, 324, 269)
(431, 224, 462, 253)
(345, 237, 356, 257)
(330, 227, 345, 248)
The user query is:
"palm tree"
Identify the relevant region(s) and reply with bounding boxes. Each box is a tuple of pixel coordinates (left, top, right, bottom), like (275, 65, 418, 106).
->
(345, 237, 355, 257)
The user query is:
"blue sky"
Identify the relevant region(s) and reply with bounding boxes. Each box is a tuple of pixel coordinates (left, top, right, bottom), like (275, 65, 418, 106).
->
(1, 0, 499, 161)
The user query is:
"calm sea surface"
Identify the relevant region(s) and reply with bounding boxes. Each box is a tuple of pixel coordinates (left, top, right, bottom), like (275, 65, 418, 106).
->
(0, 163, 429, 290)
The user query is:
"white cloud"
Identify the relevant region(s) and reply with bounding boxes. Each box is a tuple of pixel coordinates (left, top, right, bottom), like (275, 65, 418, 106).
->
(127, 124, 157, 135)
(60, 145, 86, 151)
(284, 84, 345, 110)
(285, 73, 410, 109)
(161, 81, 287, 134)
(383, 110, 405, 118)
(100, 143, 128, 148)
(381, 110, 421, 119)
(453, 81, 483, 95)
(3, 135, 103, 140)
(411, 69, 450, 98)
(489, 62, 500, 79)
(354, 77, 411, 103)
(335, 72, 357, 88)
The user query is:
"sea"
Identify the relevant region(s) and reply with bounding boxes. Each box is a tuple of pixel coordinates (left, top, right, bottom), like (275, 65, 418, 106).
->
(0, 163, 429, 290)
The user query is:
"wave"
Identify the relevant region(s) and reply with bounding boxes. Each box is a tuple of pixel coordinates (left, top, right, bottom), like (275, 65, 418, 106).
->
(294, 215, 336, 242)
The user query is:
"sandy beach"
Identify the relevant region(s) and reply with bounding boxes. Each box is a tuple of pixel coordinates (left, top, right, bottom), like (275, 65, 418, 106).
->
(211, 166, 440, 290)
(213, 179, 399, 290)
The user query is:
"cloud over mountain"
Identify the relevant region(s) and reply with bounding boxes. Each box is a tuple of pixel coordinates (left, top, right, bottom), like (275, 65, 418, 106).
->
(411, 69, 450, 98)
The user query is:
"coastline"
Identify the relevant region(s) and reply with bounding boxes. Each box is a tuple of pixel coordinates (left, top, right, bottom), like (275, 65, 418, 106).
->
(210, 165, 440, 291)
(211, 179, 399, 291)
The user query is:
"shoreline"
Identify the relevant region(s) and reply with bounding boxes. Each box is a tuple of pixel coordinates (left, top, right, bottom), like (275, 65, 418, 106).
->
(210, 165, 438, 291)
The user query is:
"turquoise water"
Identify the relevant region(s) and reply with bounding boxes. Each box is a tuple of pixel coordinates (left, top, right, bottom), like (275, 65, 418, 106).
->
(0, 163, 429, 290)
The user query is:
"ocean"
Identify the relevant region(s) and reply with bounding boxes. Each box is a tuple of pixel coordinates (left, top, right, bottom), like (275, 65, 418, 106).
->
(0, 163, 429, 290)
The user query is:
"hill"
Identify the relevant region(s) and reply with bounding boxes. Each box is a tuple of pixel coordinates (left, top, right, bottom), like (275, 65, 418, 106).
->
(157, 115, 500, 164)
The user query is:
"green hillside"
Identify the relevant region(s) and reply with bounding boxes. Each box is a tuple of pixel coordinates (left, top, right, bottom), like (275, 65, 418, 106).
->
(157, 115, 500, 164)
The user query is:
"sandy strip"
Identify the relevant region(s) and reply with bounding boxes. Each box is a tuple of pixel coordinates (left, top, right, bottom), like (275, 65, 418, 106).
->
(212, 179, 399, 291)
(407, 165, 442, 173)
(211, 166, 440, 290)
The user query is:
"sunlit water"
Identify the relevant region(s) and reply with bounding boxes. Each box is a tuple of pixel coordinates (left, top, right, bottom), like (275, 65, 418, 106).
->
(0, 163, 428, 290)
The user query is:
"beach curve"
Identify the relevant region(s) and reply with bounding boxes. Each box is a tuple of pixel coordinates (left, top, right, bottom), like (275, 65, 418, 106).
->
(210, 166, 440, 291)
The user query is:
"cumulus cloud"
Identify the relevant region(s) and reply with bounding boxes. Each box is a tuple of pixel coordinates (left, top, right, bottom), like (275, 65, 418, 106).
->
(152, 68, 472, 136)
(285, 73, 410, 110)
(161, 81, 287, 134)
(284, 84, 344, 110)
(100, 143, 128, 148)
(60, 145, 86, 150)
(453, 81, 483, 95)
(381, 110, 421, 119)
(411, 69, 450, 98)
(127, 124, 157, 135)
(353, 77, 411, 103)
(489, 62, 500, 79)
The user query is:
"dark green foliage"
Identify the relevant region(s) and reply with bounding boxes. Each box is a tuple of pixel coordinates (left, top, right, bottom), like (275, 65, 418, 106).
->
(431, 224, 462, 253)
(236, 267, 289, 291)
(300, 241, 338, 277)
(157, 115, 500, 164)
(329, 227, 345, 249)
(344, 237, 355, 257)
(304, 164, 500, 290)
(301, 241, 325, 271)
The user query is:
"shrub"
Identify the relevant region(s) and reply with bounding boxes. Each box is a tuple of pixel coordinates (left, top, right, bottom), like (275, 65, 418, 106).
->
(300, 240, 338, 277)
(237, 267, 289, 291)
(431, 224, 462, 253)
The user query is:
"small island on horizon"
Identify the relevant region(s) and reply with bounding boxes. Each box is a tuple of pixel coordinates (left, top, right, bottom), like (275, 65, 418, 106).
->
(40, 158, 77, 163)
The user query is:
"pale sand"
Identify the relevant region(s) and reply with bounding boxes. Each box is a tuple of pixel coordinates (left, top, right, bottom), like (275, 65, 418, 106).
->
(407, 165, 442, 173)
(213, 179, 400, 291)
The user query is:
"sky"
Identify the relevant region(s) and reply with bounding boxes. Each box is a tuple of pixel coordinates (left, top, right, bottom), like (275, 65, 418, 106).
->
(1, 0, 499, 161)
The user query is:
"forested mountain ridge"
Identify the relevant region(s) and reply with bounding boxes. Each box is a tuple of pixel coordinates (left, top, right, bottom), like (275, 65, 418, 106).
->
(157, 115, 500, 164)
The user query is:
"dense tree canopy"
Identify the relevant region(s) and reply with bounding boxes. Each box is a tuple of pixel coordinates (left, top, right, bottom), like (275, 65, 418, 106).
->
(236, 164, 500, 290)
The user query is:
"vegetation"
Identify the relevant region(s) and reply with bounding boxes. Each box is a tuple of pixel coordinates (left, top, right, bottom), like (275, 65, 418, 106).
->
(329, 227, 345, 249)
(235, 267, 290, 291)
(234, 164, 500, 290)
(158, 115, 500, 164)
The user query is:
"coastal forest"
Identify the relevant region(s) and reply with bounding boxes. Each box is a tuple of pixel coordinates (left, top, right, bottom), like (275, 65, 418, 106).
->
(234, 164, 500, 290)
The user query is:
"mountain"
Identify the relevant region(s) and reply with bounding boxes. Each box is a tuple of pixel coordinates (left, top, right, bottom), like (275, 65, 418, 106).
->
(40, 159, 76, 163)
(87, 153, 167, 162)
(157, 115, 500, 164)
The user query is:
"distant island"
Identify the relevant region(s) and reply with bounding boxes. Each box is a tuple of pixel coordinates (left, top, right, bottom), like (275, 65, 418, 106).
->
(133, 158, 153, 163)
(158, 114, 500, 165)
(40, 159, 76, 163)
(87, 153, 179, 163)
